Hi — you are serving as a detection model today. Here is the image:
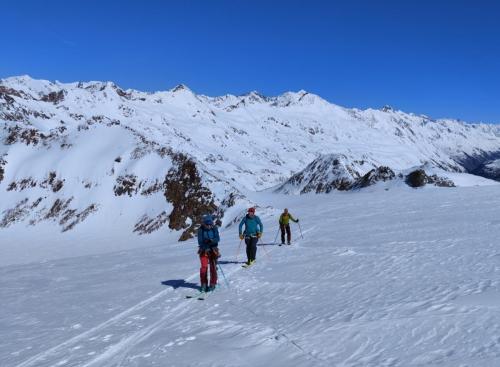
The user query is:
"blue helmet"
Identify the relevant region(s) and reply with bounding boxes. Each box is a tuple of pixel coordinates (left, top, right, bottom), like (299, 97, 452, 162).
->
(202, 214, 214, 225)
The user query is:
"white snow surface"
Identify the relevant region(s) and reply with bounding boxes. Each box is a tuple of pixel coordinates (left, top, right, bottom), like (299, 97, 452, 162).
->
(3, 186, 500, 366)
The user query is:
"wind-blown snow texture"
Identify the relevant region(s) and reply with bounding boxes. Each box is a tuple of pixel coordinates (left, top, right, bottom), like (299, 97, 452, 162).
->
(1, 75, 500, 241)
(2, 187, 500, 367)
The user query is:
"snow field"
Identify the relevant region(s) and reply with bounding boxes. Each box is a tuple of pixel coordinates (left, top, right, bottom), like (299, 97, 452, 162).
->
(2, 186, 500, 366)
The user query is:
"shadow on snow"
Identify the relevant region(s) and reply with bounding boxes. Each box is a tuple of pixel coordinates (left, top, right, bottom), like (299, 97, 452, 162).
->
(161, 279, 199, 290)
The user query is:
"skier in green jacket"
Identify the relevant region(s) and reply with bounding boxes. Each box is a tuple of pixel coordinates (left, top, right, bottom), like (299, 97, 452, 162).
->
(279, 208, 298, 245)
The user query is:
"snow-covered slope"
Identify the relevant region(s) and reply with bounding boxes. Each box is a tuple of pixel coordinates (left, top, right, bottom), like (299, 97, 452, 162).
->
(3, 186, 500, 366)
(1, 75, 500, 238)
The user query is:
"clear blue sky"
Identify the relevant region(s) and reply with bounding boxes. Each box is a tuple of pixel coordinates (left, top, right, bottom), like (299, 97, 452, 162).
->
(2, 0, 500, 122)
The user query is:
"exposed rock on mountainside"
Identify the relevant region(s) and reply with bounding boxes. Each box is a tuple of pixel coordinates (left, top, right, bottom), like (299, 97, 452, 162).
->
(406, 169, 428, 188)
(405, 169, 455, 188)
(277, 154, 369, 194)
(0, 156, 6, 183)
(164, 154, 218, 240)
(353, 166, 397, 189)
(40, 90, 65, 104)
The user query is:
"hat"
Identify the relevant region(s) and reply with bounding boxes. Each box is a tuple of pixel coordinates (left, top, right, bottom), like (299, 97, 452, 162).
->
(202, 214, 214, 225)
(248, 207, 256, 213)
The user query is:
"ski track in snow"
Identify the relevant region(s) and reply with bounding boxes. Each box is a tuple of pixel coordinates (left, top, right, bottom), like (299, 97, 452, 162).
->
(3, 186, 500, 366)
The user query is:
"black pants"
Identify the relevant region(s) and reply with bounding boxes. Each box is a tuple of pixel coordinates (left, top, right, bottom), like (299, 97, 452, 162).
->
(280, 224, 291, 244)
(245, 236, 258, 262)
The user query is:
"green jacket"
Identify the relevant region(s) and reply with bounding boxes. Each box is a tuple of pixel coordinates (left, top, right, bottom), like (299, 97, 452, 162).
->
(279, 213, 297, 225)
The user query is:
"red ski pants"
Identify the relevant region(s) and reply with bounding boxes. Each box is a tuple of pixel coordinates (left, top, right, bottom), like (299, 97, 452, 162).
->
(200, 253, 217, 286)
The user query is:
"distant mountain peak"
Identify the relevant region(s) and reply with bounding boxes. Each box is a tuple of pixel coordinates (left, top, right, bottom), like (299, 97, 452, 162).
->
(171, 84, 191, 93)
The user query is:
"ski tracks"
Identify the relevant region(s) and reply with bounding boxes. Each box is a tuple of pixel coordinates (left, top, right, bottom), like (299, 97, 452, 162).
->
(15, 272, 201, 367)
(16, 222, 430, 367)
(15, 248, 280, 367)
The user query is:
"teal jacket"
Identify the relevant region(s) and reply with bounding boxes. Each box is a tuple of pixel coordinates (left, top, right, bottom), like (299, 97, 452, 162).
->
(239, 214, 263, 237)
(197, 226, 220, 251)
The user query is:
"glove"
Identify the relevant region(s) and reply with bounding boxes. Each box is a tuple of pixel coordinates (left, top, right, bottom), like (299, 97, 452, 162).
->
(212, 247, 221, 258)
(296, 219, 299, 222)
(239, 234, 244, 240)
(256, 232, 262, 239)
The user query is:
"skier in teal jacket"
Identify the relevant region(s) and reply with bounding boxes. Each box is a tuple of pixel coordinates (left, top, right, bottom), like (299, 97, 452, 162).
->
(238, 207, 263, 266)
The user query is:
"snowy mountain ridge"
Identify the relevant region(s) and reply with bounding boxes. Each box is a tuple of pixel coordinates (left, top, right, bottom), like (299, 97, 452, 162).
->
(1, 75, 500, 239)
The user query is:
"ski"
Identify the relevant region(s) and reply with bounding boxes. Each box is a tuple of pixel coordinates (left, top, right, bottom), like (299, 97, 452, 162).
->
(186, 291, 204, 299)
(197, 287, 218, 300)
(186, 290, 212, 300)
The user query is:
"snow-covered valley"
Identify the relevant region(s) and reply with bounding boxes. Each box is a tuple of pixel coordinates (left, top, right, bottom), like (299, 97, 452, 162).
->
(3, 186, 500, 367)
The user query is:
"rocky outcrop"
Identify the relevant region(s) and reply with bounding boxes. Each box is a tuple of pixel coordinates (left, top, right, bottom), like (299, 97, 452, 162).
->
(406, 169, 427, 188)
(0, 156, 7, 183)
(280, 156, 456, 193)
(5, 125, 60, 146)
(277, 154, 368, 194)
(41, 172, 65, 192)
(164, 153, 218, 241)
(40, 90, 65, 104)
(7, 172, 64, 192)
(353, 166, 396, 189)
(426, 174, 455, 187)
(134, 212, 169, 235)
(406, 169, 455, 188)
(113, 174, 139, 196)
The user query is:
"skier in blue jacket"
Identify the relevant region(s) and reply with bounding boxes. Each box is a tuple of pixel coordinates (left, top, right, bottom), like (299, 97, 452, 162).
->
(238, 207, 263, 266)
(198, 214, 220, 292)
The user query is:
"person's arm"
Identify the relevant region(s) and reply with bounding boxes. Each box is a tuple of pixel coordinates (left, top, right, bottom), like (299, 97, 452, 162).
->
(290, 214, 298, 222)
(214, 228, 220, 244)
(238, 217, 245, 235)
(279, 214, 283, 224)
(257, 217, 264, 234)
(197, 228, 203, 247)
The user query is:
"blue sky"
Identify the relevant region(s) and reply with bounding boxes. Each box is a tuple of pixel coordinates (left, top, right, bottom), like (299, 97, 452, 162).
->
(2, 0, 500, 122)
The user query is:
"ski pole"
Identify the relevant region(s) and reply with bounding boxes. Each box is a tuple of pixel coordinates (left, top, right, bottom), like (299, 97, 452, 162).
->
(273, 228, 280, 245)
(298, 222, 304, 239)
(217, 262, 230, 289)
(260, 237, 271, 260)
(235, 239, 243, 261)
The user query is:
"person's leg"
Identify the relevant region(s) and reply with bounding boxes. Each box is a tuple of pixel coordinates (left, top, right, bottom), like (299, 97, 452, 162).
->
(209, 255, 218, 287)
(286, 224, 291, 244)
(280, 224, 286, 244)
(251, 237, 258, 261)
(245, 237, 252, 264)
(200, 254, 208, 289)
